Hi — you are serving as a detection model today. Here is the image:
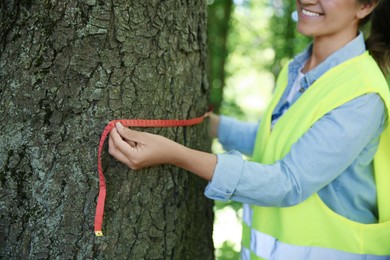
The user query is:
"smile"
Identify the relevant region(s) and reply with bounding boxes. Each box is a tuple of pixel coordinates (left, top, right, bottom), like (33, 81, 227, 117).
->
(302, 8, 323, 17)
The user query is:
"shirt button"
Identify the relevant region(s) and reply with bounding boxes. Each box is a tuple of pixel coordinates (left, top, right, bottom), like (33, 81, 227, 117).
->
(299, 87, 305, 93)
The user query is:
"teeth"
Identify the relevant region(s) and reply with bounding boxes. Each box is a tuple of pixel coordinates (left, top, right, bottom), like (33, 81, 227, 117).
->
(302, 9, 321, 17)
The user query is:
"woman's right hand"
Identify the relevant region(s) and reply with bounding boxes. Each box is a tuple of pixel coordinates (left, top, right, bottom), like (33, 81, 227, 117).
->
(208, 112, 220, 139)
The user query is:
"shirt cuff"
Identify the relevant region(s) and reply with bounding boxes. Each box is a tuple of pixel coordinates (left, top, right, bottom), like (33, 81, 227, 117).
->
(204, 151, 245, 201)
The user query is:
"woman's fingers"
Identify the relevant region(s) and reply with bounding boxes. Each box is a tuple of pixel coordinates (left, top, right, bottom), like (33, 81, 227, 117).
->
(108, 122, 182, 169)
(115, 122, 141, 147)
(108, 128, 133, 166)
(109, 125, 150, 169)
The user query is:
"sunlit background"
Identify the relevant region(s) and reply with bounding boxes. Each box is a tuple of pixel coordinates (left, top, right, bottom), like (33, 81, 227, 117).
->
(206, 0, 309, 259)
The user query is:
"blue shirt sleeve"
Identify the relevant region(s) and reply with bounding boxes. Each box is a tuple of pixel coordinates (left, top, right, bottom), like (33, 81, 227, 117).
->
(205, 93, 386, 207)
(218, 116, 259, 156)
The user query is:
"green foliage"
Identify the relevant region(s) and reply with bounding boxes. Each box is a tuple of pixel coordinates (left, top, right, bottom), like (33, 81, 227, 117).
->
(220, 0, 276, 122)
(215, 241, 240, 260)
(268, 0, 310, 76)
(207, 0, 234, 113)
(214, 200, 242, 212)
(213, 201, 242, 259)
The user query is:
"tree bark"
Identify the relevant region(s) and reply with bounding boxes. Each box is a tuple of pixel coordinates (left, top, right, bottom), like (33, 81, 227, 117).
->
(0, 1, 214, 259)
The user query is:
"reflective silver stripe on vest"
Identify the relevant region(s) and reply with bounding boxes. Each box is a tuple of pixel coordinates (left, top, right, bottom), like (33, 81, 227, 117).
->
(242, 228, 390, 260)
(241, 246, 250, 260)
(243, 203, 252, 226)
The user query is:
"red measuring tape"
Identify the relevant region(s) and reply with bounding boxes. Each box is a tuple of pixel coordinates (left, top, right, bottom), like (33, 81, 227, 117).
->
(95, 113, 209, 236)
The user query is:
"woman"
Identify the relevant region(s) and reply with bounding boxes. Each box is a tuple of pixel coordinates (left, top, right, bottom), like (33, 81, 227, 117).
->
(109, 0, 390, 258)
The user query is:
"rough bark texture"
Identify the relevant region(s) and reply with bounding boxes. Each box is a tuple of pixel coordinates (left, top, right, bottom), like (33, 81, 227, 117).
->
(0, 1, 214, 259)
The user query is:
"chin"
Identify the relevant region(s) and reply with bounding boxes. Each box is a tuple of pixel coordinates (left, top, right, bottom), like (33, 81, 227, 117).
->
(296, 25, 315, 37)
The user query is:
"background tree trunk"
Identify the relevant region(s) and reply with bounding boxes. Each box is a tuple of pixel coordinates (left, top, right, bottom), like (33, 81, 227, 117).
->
(207, 0, 233, 113)
(0, 1, 214, 259)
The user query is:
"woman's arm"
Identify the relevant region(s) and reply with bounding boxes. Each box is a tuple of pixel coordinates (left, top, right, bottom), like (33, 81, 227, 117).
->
(210, 113, 259, 156)
(206, 93, 386, 209)
(108, 111, 257, 180)
(208, 112, 220, 139)
(108, 122, 217, 181)
(108, 94, 385, 212)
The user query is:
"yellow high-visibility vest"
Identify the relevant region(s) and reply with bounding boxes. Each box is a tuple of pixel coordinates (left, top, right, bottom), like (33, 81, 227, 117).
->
(242, 52, 390, 259)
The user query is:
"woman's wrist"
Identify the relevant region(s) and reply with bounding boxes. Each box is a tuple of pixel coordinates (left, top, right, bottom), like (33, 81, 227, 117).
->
(209, 113, 220, 139)
(172, 145, 217, 181)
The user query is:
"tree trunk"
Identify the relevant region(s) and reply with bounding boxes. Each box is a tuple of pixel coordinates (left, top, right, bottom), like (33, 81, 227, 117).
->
(0, 1, 214, 259)
(207, 0, 233, 113)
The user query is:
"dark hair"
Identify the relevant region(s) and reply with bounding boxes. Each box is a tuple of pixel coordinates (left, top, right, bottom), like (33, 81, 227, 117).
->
(363, 0, 390, 75)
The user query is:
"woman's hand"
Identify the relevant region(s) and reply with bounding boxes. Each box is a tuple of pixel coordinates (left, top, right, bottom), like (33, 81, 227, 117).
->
(208, 112, 220, 139)
(108, 122, 183, 169)
(108, 122, 217, 180)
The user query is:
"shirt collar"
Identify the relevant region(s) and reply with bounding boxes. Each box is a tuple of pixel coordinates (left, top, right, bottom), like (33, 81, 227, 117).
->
(290, 32, 366, 87)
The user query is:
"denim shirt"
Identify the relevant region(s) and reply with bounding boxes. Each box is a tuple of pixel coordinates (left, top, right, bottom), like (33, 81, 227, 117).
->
(205, 33, 386, 224)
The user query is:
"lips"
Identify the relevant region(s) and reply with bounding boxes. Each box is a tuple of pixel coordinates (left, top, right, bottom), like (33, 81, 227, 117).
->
(301, 8, 324, 17)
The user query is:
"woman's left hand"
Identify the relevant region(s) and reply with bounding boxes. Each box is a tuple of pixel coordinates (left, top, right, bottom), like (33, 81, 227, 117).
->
(108, 122, 217, 180)
(108, 122, 183, 170)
